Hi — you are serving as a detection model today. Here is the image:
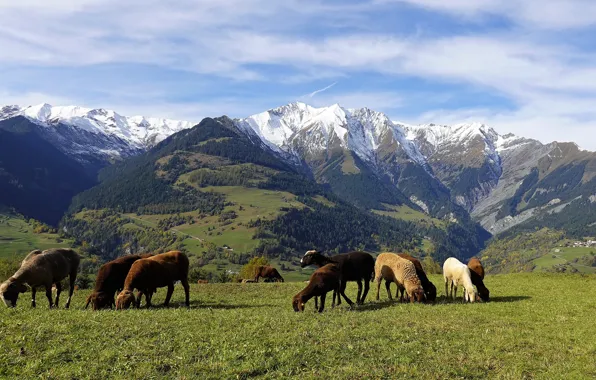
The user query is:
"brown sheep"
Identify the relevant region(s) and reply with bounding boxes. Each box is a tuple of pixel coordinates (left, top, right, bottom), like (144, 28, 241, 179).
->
(300, 250, 375, 306)
(85, 254, 152, 310)
(197, 279, 209, 284)
(254, 266, 284, 282)
(115, 251, 190, 309)
(467, 257, 490, 302)
(0, 248, 80, 308)
(374, 253, 425, 303)
(292, 263, 340, 313)
(397, 253, 437, 302)
(241, 279, 257, 283)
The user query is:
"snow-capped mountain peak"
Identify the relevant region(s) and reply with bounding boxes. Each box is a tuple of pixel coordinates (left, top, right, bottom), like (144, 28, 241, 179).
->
(0, 103, 196, 150)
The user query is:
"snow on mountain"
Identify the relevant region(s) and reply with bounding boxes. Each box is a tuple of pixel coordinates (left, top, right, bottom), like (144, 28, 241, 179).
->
(236, 102, 430, 168)
(0, 103, 195, 150)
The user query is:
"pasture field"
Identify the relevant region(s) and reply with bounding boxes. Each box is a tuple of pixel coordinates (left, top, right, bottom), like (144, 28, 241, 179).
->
(1, 273, 596, 379)
(0, 214, 72, 260)
(532, 246, 596, 273)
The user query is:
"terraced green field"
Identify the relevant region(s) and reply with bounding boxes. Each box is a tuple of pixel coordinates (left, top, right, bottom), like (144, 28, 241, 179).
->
(1, 273, 595, 378)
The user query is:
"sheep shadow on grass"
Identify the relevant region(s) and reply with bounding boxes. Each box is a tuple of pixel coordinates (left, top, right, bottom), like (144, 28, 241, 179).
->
(143, 301, 263, 310)
(435, 295, 531, 304)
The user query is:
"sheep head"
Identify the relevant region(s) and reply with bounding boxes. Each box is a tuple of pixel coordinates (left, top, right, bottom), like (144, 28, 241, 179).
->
(300, 250, 321, 268)
(0, 279, 27, 308)
(478, 287, 490, 302)
(411, 287, 426, 303)
(115, 290, 136, 310)
(426, 283, 437, 302)
(292, 294, 305, 312)
(87, 291, 113, 310)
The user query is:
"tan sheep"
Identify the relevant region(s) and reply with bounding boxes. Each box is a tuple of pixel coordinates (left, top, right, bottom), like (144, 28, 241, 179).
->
(0, 248, 80, 308)
(374, 252, 425, 303)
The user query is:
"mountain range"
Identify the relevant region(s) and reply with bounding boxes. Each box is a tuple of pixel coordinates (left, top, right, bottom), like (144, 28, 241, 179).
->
(2, 101, 596, 242)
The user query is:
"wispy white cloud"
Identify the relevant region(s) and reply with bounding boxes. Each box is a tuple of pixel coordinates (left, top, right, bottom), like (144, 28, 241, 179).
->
(304, 82, 337, 98)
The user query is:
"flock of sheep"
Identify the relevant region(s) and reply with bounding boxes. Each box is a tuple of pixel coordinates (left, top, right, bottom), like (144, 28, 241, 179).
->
(0, 248, 490, 312)
(293, 250, 490, 312)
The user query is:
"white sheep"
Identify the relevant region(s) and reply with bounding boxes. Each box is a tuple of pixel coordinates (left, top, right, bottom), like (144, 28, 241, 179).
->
(374, 253, 425, 302)
(443, 257, 477, 303)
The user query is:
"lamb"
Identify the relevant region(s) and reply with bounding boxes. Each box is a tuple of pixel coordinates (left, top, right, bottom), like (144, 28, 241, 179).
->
(115, 251, 190, 309)
(0, 248, 80, 308)
(443, 257, 477, 303)
(85, 254, 152, 310)
(300, 250, 375, 306)
(254, 266, 284, 282)
(397, 253, 437, 302)
(467, 257, 490, 302)
(292, 263, 341, 313)
(196, 279, 209, 284)
(374, 253, 425, 303)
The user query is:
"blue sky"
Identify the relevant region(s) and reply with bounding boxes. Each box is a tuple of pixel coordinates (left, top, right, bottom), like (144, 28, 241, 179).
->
(2, 0, 596, 147)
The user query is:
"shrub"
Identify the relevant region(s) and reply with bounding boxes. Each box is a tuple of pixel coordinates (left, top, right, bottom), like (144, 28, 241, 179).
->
(239, 256, 269, 280)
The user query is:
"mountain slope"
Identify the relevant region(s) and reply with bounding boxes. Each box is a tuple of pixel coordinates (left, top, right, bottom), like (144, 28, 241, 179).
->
(0, 117, 96, 224)
(0, 104, 194, 169)
(5, 100, 595, 240)
(64, 117, 480, 268)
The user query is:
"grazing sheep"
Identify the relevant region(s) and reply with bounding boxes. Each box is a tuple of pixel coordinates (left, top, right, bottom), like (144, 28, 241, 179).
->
(443, 257, 477, 303)
(374, 253, 425, 303)
(467, 257, 490, 302)
(397, 253, 437, 302)
(115, 251, 190, 309)
(197, 279, 209, 284)
(293, 264, 340, 313)
(241, 279, 257, 283)
(300, 250, 375, 306)
(0, 248, 80, 308)
(85, 254, 152, 310)
(254, 266, 284, 282)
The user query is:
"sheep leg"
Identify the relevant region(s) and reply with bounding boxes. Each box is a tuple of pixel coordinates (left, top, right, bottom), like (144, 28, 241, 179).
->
(444, 279, 449, 300)
(65, 272, 76, 309)
(356, 280, 363, 305)
(164, 283, 175, 307)
(136, 291, 143, 308)
(375, 277, 382, 301)
(453, 285, 458, 299)
(450, 281, 454, 299)
(181, 279, 190, 307)
(318, 293, 326, 313)
(31, 287, 36, 308)
(339, 281, 354, 306)
(315, 296, 319, 311)
(54, 282, 62, 308)
(361, 279, 370, 305)
(45, 285, 53, 308)
(385, 280, 392, 300)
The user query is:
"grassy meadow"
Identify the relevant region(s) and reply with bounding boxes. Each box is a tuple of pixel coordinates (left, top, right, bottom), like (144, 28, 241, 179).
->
(1, 273, 595, 379)
(0, 213, 72, 260)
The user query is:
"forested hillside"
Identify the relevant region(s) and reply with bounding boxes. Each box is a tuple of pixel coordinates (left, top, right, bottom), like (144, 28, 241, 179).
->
(0, 117, 96, 224)
(62, 117, 486, 271)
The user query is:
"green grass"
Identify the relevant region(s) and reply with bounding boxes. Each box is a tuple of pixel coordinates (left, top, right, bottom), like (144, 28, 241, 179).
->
(373, 204, 445, 228)
(124, 186, 305, 253)
(532, 246, 596, 273)
(1, 273, 595, 378)
(0, 214, 72, 259)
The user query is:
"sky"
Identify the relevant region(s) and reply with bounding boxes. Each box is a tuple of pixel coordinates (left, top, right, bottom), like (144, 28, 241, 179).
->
(2, 0, 596, 148)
